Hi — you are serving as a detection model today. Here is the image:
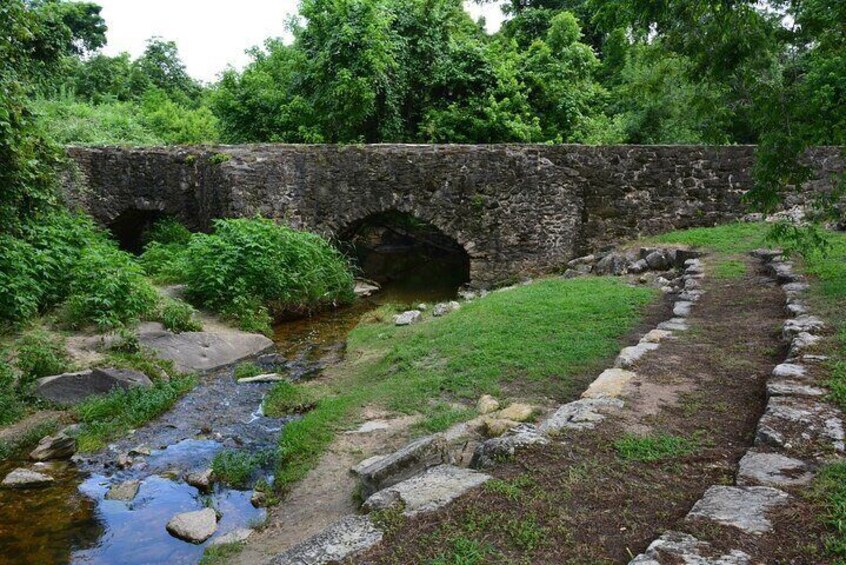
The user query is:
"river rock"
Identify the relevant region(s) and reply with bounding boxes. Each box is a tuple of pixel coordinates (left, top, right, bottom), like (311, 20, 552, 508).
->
(29, 432, 76, 461)
(105, 480, 141, 501)
(185, 468, 214, 492)
(354, 434, 452, 497)
(354, 280, 381, 298)
(139, 330, 274, 373)
(432, 301, 460, 317)
(687, 486, 789, 534)
(476, 394, 499, 415)
(209, 528, 253, 547)
(630, 531, 750, 565)
(363, 465, 491, 516)
(166, 508, 218, 544)
(1, 468, 54, 489)
(36, 368, 152, 406)
(270, 515, 382, 565)
(393, 310, 423, 326)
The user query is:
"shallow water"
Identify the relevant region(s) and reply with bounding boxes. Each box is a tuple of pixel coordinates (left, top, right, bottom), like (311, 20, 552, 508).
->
(0, 266, 461, 565)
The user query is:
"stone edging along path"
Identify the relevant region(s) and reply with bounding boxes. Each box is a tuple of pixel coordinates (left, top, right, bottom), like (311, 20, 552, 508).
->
(629, 249, 844, 564)
(269, 250, 708, 564)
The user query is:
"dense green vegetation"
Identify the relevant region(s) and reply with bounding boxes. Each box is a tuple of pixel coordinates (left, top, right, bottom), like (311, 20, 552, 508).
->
(270, 277, 654, 490)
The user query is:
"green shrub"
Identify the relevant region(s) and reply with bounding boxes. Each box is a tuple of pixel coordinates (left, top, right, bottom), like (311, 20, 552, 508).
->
(263, 381, 317, 417)
(234, 362, 263, 380)
(158, 298, 202, 333)
(15, 330, 70, 384)
(139, 241, 188, 282)
(222, 295, 274, 336)
(143, 217, 193, 246)
(32, 97, 164, 146)
(211, 448, 275, 488)
(0, 357, 24, 426)
(181, 217, 355, 325)
(63, 243, 159, 329)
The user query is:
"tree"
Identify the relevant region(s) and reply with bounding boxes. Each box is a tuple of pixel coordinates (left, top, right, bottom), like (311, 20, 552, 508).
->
(135, 37, 200, 105)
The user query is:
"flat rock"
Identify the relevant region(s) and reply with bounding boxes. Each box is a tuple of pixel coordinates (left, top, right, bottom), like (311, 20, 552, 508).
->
(209, 527, 253, 547)
(615, 343, 659, 369)
(432, 301, 460, 317)
(139, 330, 274, 374)
(470, 424, 549, 468)
(354, 434, 451, 497)
(105, 480, 141, 501)
(29, 432, 76, 461)
(354, 280, 381, 298)
(673, 301, 693, 317)
(363, 465, 491, 516)
(538, 397, 624, 434)
(737, 451, 814, 488)
(657, 318, 689, 332)
(788, 332, 821, 357)
(787, 303, 808, 316)
(782, 282, 809, 294)
(772, 363, 806, 379)
(678, 290, 703, 302)
(583, 368, 637, 399)
(237, 373, 285, 384)
(783, 315, 825, 339)
(755, 396, 844, 454)
(270, 515, 382, 565)
(166, 507, 218, 544)
(36, 368, 152, 406)
(687, 486, 790, 534)
(629, 530, 751, 564)
(767, 380, 826, 398)
(641, 329, 672, 343)
(393, 310, 422, 326)
(1, 468, 54, 489)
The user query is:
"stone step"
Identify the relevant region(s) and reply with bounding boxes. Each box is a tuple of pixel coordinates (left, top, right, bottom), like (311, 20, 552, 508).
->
(270, 515, 382, 565)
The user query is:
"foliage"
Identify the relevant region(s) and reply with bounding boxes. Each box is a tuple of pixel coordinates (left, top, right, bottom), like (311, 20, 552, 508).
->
(15, 329, 70, 384)
(233, 362, 263, 381)
(32, 96, 163, 146)
(158, 298, 202, 333)
(211, 448, 275, 488)
(181, 217, 355, 324)
(0, 357, 24, 426)
(813, 461, 846, 559)
(74, 374, 196, 451)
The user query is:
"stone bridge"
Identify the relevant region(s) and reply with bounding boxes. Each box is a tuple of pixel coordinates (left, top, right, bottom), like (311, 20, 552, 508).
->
(65, 144, 844, 286)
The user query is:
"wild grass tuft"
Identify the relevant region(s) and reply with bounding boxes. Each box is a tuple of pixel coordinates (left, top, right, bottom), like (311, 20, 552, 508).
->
(614, 433, 698, 462)
(211, 448, 275, 489)
(263, 381, 317, 417)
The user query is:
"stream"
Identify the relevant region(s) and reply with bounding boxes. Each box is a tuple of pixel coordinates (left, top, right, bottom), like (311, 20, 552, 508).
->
(0, 265, 463, 565)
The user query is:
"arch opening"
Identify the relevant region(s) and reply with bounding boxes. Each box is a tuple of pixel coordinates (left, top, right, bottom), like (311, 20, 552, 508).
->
(340, 211, 470, 301)
(108, 209, 164, 253)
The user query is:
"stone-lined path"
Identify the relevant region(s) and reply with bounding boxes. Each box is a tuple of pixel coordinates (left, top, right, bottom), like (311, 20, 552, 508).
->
(345, 253, 829, 564)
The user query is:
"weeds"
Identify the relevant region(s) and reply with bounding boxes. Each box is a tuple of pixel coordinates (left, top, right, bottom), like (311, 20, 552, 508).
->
(614, 433, 698, 462)
(158, 298, 202, 333)
(262, 381, 317, 416)
(211, 448, 275, 489)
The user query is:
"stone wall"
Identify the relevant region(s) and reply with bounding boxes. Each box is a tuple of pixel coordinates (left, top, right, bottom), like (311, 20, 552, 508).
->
(65, 144, 844, 286)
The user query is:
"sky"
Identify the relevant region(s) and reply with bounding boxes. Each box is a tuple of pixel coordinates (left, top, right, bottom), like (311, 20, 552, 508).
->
(93, 1, 508, 84)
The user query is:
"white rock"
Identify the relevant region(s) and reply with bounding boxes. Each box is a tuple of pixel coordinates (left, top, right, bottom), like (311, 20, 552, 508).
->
(166, 508, 218, 544)
(393, 310, 423, 326)
(615, 343, 659, 368)
(641, 329, 672, 343)
(432, 301, 460, 317)
(237, 373, 285, 384)
(630, 530, 750, 565)
(1, 468, 54, 489)
(657, 318, 689, 331)
(687, 486, 789, 534)
(209, 528, 253, 547)
(789, 332, 822, 357)
(269, 516, 382, 564)
(772, 363, 807, 379)
(476, 394, 500, 415)
(538, 398, 624, 434)
(583, 368, 637, 398)
(737, 451, 814, 488)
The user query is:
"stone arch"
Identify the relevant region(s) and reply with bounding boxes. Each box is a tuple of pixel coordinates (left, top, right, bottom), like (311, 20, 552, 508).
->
(337, 208, 471, 290)
(107, 208, 165, 253)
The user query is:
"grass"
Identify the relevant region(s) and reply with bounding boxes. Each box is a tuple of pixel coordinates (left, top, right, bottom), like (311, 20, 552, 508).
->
(0, 419, 60, 461)
(647, 221, 770, 253)
(211, 448, 276, 489)
(813, 461, 846, 559)
(713, 258, 747, 279)
(73, 375, 196, 451)
(199, 542, 245, 565)
(233, 362, 263, 381)
(262, 381, 318, 416)
(271, 277, 655, 491)
(613, 433, 699, 462)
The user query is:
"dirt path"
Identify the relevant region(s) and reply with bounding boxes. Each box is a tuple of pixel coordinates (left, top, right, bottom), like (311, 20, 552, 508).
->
(351, 256, 797, 564)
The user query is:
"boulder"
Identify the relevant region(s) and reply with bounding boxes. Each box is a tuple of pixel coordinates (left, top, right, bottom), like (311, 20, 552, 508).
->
(1, 468, 54, 489)
(363, 465, 491, 516)
(673, 301, 693, 318)
(354, 434, 452, 497)
(594, 252, 629, 276)
(476, 395, 499, 415)
(432, 301, 461, 317)
(29, 432, 76, 461)
(393, 310, 423, 326)
(166, 508, 218, 544)
(269, 516, 382, 565)
(139, 330, 275, 374)
(105, 480, 141, 501)
(645, 251, 670, 270)
(36, 368, 152, 406)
